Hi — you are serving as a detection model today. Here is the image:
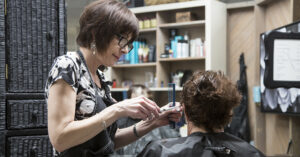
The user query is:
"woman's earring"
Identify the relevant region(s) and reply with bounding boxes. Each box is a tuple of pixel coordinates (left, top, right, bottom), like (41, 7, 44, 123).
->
(91, 42, 96, 55)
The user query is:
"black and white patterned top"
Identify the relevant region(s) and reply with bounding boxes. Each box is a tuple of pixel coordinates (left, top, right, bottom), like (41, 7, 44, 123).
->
(45, 52, 115, 120)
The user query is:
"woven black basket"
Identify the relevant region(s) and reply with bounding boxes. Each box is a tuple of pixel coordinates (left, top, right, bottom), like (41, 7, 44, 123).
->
(6, 0, 66, 93)
(7, 135, 53, 157)
(7, 99, 47, 130)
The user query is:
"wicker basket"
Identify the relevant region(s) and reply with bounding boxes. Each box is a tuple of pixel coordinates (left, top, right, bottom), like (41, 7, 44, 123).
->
(7, 100, 47, 130)
(7, 135, 53, 157)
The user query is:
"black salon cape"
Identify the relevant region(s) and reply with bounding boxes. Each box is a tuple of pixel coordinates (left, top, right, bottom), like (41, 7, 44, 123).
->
(138, 132, 265, 157)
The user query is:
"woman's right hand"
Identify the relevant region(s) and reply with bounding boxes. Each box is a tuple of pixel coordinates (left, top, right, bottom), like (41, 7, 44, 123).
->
(113, 96, 160, 120)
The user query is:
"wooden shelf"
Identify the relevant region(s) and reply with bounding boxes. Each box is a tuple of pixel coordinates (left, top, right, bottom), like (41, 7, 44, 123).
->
(130, 0, 206, 14)
(159, 20, 205, 29)
(227, 1, 255, 10)
(111, 87, 183, 92)
(140, 28, 157, 33)
(112, 62, 156, 68)
(159, 57, 205, 62)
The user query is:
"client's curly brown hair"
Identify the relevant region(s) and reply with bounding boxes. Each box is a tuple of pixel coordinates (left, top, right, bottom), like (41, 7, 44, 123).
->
(181, 71, 242, 132)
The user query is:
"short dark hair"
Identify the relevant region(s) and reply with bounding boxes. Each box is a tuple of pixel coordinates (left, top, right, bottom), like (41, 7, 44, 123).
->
(181, 71, 241, 132)
(76, 0, 139, 53)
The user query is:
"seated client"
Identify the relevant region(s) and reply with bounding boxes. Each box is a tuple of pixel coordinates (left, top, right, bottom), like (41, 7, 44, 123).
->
(138, 71, 265, 157)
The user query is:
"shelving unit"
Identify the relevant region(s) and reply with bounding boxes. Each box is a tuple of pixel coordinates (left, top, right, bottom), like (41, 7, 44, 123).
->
(159, 57, 205, 62)
(139, 28, 157, 33)
(108, 0, 227, 92)
(159, 20, 205, 29)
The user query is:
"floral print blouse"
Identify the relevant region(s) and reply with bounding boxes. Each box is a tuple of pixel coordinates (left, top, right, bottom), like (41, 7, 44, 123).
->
(45, 52, 115, 120)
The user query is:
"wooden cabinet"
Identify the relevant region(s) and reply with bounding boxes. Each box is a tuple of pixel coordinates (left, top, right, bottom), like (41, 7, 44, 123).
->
(108, 0, 227, 93)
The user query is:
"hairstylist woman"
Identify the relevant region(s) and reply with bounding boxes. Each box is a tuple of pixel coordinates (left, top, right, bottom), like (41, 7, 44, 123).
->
(45, 0, 182, 156)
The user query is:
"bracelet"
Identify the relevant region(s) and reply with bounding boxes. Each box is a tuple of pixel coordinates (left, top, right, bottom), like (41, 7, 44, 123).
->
(133, 124, 140, 138)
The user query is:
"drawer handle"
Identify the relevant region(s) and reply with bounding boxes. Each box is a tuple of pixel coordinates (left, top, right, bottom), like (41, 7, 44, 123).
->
(31, 110, 38, 124)
(46, 31, 53, 41)
(29, 146, 37, 157)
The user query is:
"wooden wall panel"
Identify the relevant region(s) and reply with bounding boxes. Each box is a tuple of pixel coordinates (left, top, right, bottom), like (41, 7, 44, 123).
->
(292, 0, 300, 21)
(254, 4, 266, 153)
(265, 0, 291, 31)
(265, 114, 290, 155)
(228, 0, 300, 156)
(227, 7, 256, 141)
(290, 1, 300, 154)
(227, 8, 255, 81)
(290, 117, 300, 155)
(262, 0, 292, 156)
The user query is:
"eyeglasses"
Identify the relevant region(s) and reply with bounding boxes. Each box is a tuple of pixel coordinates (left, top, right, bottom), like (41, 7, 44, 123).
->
(116, 34, 133, 52)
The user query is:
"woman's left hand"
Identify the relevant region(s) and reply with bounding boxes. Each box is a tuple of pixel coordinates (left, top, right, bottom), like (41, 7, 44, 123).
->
(147, 102, 183, 127)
